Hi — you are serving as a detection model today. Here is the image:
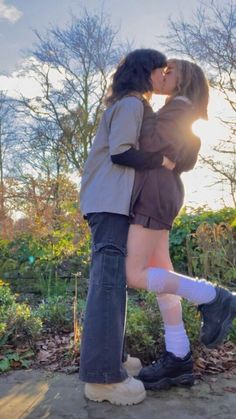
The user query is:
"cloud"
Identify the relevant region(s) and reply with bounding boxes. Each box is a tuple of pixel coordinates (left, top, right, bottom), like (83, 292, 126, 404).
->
(0, 57, 67, 99)
(0, 0, 23, 23)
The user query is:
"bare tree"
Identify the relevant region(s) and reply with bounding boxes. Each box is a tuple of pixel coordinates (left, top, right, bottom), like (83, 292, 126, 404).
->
(163, 0, 236, 206)
(19, 9, 126, 173)
(7, 10, 128, 229)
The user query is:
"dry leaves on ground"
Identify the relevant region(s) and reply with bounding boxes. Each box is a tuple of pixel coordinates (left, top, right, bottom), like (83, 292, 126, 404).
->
(193, 341, 236, 377)
(1, 332, 235, 376)
(33, 331, 80, 372)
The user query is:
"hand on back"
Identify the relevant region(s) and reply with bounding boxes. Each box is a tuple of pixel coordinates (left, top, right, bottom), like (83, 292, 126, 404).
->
(162, 156, 176, 170)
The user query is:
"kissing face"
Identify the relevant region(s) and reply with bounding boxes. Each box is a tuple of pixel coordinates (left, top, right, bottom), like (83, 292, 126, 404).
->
(150, 68, 165, 94)
(161, 61, 179, 96)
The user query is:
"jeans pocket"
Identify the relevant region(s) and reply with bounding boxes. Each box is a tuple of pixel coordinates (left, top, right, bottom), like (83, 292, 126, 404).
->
(90, 242, 127, 289)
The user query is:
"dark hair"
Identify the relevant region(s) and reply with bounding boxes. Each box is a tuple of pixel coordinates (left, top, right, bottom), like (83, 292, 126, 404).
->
(105, 49, 167, 106)
(169, 59, 209, 120)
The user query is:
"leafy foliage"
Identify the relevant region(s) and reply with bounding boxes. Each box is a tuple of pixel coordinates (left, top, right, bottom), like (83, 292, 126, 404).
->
(35, 296, 74, 331)
(0, 282, 42, 351)
(126, 291, 164, 363)
(170, 207, 236, 275)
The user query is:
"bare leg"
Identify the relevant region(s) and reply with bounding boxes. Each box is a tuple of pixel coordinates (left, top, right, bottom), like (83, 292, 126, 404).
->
(126, 224, 160, 289)
(126, 224, 216, 305)
(148, 230, 182, 326)
(148, 230, 190, 357)
(128, 228, 194, 388)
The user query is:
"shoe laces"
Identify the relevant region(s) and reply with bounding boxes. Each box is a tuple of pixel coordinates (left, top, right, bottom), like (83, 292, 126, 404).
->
(151, 352, 168, 368)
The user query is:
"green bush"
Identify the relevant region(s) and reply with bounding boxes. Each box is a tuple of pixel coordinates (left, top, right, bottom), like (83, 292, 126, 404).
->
(0, 226, 90, 298)
(170, 207, 236, 273)
(0, 281, 15, 309)
(182, 300, 201, 343)
(5, 304, 42, 346)
(186, 222, 236, 286)
(0, 349, 35, 373)
(35, 296, 74, 331)
(35, 295, 86, 332)
(126, 291, 165, 363)
(0, 282, 42, 347)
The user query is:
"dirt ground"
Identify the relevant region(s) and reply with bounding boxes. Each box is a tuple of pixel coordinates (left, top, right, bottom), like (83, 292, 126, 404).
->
(0, 369, 236, 419)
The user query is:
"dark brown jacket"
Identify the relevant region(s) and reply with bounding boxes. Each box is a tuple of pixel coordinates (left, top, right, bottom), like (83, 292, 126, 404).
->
(130, 97, 201, 228)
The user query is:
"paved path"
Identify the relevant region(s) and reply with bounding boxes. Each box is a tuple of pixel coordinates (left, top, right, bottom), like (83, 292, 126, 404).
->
(0, 370, 236, 419)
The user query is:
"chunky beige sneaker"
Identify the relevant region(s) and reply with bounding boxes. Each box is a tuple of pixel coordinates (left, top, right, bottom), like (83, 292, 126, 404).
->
(85, 377, 146, 405)
(123, 355, 142, 376)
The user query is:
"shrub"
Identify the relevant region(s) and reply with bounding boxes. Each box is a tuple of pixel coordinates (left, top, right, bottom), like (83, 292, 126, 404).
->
(0, 281, 15, 309)
(35, 295, 86, 333)
(182, 300, 201, 343)
(35, 296, 74, 331)
(5, 304, 42, 346)
(126, 291, 165, 363)
(170, 206, 236, 273)
(0, 282, 42, 348)
(0, 224, 91, 298)
(186, 222, 236, 286)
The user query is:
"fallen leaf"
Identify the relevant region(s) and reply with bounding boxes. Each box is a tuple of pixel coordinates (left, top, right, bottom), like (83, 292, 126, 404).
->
(223, 387, 236, 393)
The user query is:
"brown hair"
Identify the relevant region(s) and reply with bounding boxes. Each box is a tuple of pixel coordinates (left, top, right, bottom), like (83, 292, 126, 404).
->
(168, 59, 209, 120)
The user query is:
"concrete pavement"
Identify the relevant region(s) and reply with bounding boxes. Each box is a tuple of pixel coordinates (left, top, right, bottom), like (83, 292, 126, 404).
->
(0, 370, 236, 419)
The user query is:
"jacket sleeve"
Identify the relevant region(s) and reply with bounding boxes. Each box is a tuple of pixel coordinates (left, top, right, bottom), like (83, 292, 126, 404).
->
(139, 99, 201, 171)
(108, 96, 144, 155)
(111, 147, 164, 170)
(108, 97, 165, 170)
(175, 135, 201, 172)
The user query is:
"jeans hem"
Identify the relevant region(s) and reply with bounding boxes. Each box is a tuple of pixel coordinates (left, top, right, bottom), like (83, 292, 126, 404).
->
(79, 369, 128, 384)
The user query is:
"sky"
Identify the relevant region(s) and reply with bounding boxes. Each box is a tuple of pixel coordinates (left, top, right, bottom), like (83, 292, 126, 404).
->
(0, 0, 234, 209)
(0, 0, 202, 74)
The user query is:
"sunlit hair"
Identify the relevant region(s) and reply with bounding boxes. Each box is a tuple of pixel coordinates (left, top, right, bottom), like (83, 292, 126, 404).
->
(168, 59, 209, 120)
(104, 49, 167, 107)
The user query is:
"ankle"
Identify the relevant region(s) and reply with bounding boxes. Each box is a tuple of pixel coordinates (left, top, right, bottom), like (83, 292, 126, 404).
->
(164, 322, 190, 358)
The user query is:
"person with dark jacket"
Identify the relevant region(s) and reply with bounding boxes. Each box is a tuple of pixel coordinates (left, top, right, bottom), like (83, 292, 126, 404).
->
(126, 59, 236, 391)
(130, 95, 201, 230)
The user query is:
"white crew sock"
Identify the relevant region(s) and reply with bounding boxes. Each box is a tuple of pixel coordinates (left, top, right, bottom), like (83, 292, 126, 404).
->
(164, 323, 190, 358)
(147, 267, 216, 305)
(176, 276, 216, 304)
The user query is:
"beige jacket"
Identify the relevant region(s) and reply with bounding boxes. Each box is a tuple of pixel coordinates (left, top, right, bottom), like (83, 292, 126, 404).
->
(80, 96, 144, 216)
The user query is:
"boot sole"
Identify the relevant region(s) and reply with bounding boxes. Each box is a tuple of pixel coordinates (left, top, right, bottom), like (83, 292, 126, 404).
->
(142, 373, 195, 390)
(85, 388, 146, 405)
(202, 293, 236, 349)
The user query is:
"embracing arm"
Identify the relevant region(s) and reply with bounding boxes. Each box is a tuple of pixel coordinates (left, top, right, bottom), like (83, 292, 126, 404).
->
(111, 147, 164, 170)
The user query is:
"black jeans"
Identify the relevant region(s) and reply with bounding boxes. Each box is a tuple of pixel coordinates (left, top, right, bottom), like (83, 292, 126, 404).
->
(79, 212, 129, 383)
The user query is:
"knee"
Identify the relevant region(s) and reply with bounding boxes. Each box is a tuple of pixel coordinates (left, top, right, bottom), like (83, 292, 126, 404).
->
(126, 264, 140, 289)
(94, 242, 126, 257)
(157, 294, 181, 310)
